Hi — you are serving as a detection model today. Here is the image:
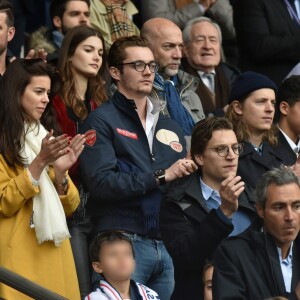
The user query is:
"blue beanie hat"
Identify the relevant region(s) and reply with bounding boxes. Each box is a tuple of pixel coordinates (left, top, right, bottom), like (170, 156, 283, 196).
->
(228, 71, 277, 104)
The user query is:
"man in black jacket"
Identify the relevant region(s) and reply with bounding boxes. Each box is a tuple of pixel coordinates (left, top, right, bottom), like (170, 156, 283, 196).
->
(233, 0, 300, 85)
(213, 167, 300, 300)
(160, 117, 258, 300)
(80, 35, 197, 300)
(275, 75, 300, 166)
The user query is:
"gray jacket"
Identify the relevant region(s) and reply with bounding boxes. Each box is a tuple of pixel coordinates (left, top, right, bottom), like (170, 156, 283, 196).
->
(152, 70, 205, 149)
(152, 69, 205, 123)
(141, 0, 235, 39)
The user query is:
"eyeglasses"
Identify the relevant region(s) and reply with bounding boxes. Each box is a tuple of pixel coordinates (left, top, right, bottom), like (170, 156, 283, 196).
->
(117, 60, 159, 73)
(208, 143, 243, 157)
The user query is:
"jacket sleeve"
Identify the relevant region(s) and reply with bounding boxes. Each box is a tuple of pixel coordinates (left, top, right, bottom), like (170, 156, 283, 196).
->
(141, 0, 203, 28)
(212, 242, 247, 300)
(48, 167, 80, 217)
(233, 0, 300, 62)
(0, 159, 39, 217)
(80, 113, 158, 203)
(206, 0, 236, 40)
(159, 199, 233, 271)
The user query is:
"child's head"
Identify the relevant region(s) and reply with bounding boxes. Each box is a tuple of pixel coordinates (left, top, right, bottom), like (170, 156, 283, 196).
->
(203, 261, 214, 300)
(89, 231, 135, 281)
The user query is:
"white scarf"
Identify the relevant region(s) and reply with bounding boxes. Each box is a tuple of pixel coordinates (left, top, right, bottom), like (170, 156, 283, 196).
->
(20, 123, 70, 246)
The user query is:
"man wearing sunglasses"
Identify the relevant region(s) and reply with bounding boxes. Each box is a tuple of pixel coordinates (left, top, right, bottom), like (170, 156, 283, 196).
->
(80, 35, 198, 300)
(160, 116, 258, 300)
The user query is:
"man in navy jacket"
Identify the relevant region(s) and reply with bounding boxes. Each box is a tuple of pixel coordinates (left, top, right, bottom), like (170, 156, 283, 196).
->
(80, 35, 197, 300)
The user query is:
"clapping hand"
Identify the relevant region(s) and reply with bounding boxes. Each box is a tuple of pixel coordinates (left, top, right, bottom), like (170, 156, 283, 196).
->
(29, 131, 85, 181)
(53, 134, 86, 175)
(219, 175, 244, 218)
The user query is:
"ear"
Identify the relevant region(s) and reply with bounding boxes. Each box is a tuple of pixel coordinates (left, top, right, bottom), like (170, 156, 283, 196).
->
(92, 262, 103, 274)
(7, 26, 15, 42)
(194, 154, 204, 167)
(279, 101, 289, 116)
(110, 66, 121, 82)
(231, 100, 243, 115)
(256, 204, 264, 219)
(53, 16, 62, 31)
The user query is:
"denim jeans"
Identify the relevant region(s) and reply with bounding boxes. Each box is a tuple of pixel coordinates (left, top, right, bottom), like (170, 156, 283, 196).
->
(69, 218, 93, 300)
(124, 233, 174, 300)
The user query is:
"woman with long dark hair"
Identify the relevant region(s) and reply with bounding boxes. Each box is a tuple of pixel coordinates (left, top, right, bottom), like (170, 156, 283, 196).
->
(52, 26, 108, 298)
(0, 58, 85, 299)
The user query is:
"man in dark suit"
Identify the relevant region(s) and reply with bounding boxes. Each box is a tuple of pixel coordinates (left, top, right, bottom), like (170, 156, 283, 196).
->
(160, 117, 258, 300)
(275, 75, 300, 166)
(213, 167, 300, 299)
(182, 16, 240, 116)
(233, 0, 300, 85)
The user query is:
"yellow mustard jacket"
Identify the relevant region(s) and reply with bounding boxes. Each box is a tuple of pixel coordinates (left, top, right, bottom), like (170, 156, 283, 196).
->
(0, 155, 81, 300)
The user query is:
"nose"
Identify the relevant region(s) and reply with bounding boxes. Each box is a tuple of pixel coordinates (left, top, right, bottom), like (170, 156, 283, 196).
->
(203, 38, 212, 49)
(265, 100, 275, 113)
(284, 207, 295, 222)
(226, 147, 236, 159)
(80, 13, 88, 24)
(143, 64, 152, 75)
(43, 93, 49, 103)
(93, 52, 100, 61)
(172, 46, 182, 59)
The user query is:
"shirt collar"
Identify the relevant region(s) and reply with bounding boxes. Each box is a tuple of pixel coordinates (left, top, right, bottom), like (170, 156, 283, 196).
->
(146, 97, 154, 114)
(277, 241, 293, 263)
(198, 69, 216, 79)
(200, 177, 220, 201)
(198, 70, 216, 76)
(278, 126, 300, 154)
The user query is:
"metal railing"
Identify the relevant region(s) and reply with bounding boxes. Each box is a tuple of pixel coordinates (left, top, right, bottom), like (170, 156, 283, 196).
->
(0, 266, 68, 300)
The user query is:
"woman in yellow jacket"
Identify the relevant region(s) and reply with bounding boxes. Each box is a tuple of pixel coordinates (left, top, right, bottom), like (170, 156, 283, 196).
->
(0, 59, 86, 300)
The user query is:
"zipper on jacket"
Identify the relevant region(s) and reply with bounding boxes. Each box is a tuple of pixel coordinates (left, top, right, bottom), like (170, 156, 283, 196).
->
(179, 77, 194, 99)
(150, 153, 155, 162)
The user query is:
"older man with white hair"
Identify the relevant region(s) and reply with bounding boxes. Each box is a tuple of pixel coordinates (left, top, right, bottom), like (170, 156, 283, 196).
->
(182, 16, 239, 116)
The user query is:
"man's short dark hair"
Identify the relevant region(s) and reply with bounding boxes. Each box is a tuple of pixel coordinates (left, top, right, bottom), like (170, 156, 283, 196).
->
(108, 35, 150, 68)
(89, 231, 135, 262)
(50, 0, 90, 20)
(190, 117, 234, 164)
(277, 75, 300, 107)
(0, 0, 14, 27)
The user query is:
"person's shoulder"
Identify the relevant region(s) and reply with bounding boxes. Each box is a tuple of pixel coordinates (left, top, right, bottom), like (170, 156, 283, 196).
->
(29, 26, 56, 54)
(164, 172, 199, 203)
(177, 69, 200, 88)
(84, 288, 107, 300)
(221, 226, 269, 256)
(87, 99, 115, 119)
(136, 282, 160, 299)
(218, 62, 241, 84)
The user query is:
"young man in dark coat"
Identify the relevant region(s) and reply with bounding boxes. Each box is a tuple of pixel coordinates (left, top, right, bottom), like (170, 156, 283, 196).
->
(275, 75, 300, 166)
(159, 117, 258, 300)
(80, 35, 197, 300)
(213, 166, 300, 299)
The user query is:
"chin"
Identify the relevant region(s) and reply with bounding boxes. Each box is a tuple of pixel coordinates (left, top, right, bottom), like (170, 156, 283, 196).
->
(165, 68, 179, 77)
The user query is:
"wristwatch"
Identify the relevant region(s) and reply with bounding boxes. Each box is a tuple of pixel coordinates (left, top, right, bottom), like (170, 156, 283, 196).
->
(153, 169, 166, 185)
